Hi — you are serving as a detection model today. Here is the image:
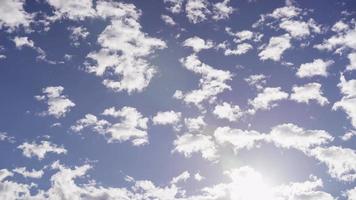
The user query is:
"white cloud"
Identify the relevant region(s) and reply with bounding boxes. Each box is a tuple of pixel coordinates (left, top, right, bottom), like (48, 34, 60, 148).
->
(0, 0, 33, 31)
(185, 0, 210, 24)
(309, 146, 356, 182)
(183, 36, 213, 53)
(279, 19, 321, 39)
(173, 133, 218, 161)
(87, 1, 166, 94)
(170, 171, 190, 184)
(68, 26, 89, 47)
(226, 28, 262, 43)
(164, 0, 184, 13)
(12, 36, 34, 49)
(248, 87, 289, 113)
(13, 167, 44, 179)
(194, 172, 205, 181)
(290, 82, 329, 106)
(73, 106, 149, 146)
(214, 126, 265, 153)
(152, 111, 181, 127)
(333, 74, 356, 128)
(161, 14, 176, 26)
(345, 187, 356, 200)
(269, 6, 301, 19)
(0, 169, 33, 199)
(314, 21, 356, 54)
(212, 0, 234, 21)
(244, 74, 267, 90)
(268, 123, 334, 153)
(341, 130, 356, 141)
(347, 52, 356, 71)
(174, 54, 232, 107)
(35, 86, 75, 118)
(184, 116, 206, 132)
(213, 102, 243, 122)
(258, 34, 291, 61)
(224, 43, 253, 56)
(17, 141, 67, 160)
(0, 132, 15, 143)
(47, 0, 95, 20)
(296, 59, 334, 78)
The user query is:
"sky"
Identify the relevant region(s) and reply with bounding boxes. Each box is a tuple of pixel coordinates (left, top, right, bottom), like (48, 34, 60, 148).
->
(0, 0, 355, 199)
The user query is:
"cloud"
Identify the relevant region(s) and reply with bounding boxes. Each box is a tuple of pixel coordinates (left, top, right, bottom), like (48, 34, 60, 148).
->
(164, 0, 184, 13)
(35, 86, 75, 118)
(73, 106, 149, 146)
(152, 111, 182, 130)
(314, 20, 356, 54)
(347, 52, 356, 71)
(161, 14, 176, 26)
(184, 116, 206, 132)
(0, 0, 33, 31)
(12, 36, 34, 49)
(309, 146, 356, 182)
(341, 130, 356, 141)
(47, 0, 95, 21)
(212, 0, 234, 21)
(183, 36, 214, 53)
(13, 167, 44, 179)
(268, 123, 334, 153)
(225, 28, 262, 43)
(68, 26, 89, 47)
(296, 59, 334, 78)
(290, 82, 329, 106)
(185, 0, 210, 24)
(174, 54, 232, 107)
(248, 87, 289, 114)
(333, 74, 356, 128)
(17, 141, 67, 160)
(173, 133, 218, 161)
(214, 127, 265, 153)
(213, 102, 243, 122)
(0, 132, 15, 143)
(279, 19, 321, 39)
(170, 171, 190, 184)
(258, 34, 291, 61)
(223, 43, 253, 56)
(345, 187, 356, 200)
(244, 74, 267, 90)
(86, 1, 166, 93)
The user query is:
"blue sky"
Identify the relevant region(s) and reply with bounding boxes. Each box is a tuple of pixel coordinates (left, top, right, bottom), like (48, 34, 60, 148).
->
(0, 0, 355, 199)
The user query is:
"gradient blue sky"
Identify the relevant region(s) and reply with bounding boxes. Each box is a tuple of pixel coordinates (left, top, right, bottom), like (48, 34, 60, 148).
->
(0, 0, 355, 199)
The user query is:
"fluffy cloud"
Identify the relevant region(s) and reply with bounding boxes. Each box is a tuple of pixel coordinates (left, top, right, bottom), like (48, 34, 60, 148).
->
(12, 36, 34, 49)
(13, 167, 44, 179)
(47, 0, 95, 20)
(86, 1, 166, 93)
(225, 28, 262, 43)
(223, 43, 253, 56)
(170, 171, 190, 184)
(212, 0, 234, 21)
(185, 0, 210, 24)
(296, 59, 334, 78)
(258, 34, 291, 61)
(347, 52, 356, 71)
(72, 106, 149, 146)
(183, 36, 213, 52)
(309, 146, 356, 182)
(268, 123, 334, 153)
(279, 19, 321, 39)
(214, 127, 265, 153)
(333, 74, 356, 128)
(174, 54, 232, 107)
(290, 82, 329, 106)
(161, 14, 176, 26)
(341, 130, 356, 141)
(213, 102, 243, 122)
(248, 87, 289, 114)
(173, 133, 218, 161)
(35, 86, 75, 118)
(0, 0, 33, 31)
(152, 111, 181, 129)
(68, 26, 89, 46)
(244, 74, 267, 90)
(184, 116, 206, 132)
(0, 132, 15, 143)
(345, 187, 356, 200)
(164, 0, 184, 13)
(17, 140, 67, 160)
